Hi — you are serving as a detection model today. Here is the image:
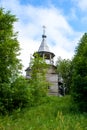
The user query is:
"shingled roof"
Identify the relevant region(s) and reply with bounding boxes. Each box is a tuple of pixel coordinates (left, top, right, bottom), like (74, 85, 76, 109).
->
(38, 35, 50, 52)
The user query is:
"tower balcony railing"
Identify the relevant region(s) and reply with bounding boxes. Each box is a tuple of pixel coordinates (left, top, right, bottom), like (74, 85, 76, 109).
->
(45, 59, 54, 65)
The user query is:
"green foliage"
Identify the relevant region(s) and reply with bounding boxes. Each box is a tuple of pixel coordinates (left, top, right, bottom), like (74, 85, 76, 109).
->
(56, 56, 72, 93)
(0, 74, 48, 114)
(29, 78, 48, 106)
(71, 33, 87, 112)
(0, 8, 23, 114)
(11, 76, 33, 108)
(0, 8, 22, 83)
(31, 53, 48, 79)
(0, 76, 33, 114)
(0, 83, 13, 114)
(0, 96, 87, 130)
(29, 53, 49, 104)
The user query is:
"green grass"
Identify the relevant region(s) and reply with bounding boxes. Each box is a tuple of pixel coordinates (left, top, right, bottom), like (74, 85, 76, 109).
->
(0, 96, 87, 130)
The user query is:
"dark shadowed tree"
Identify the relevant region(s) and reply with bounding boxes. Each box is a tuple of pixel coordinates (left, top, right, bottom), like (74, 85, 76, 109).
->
(71, 33, 87, 112)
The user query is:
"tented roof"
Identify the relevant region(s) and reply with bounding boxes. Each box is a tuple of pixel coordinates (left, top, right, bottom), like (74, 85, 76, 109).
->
(38, 36, 50, 52)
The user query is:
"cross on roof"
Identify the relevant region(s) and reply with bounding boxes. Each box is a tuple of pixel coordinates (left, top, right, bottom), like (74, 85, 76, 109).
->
(43, 25, 46, 35)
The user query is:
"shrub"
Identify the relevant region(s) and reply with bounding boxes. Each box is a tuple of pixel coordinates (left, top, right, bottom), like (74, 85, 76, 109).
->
(0, 76, 33, 114)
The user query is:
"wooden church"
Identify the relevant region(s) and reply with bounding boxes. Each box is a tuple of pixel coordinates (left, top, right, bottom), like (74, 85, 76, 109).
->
(25, 26, 63, 96)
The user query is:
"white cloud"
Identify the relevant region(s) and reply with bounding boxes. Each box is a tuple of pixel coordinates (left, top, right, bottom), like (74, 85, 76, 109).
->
(0, 0, 82, 75)
(72, 0, 87, 11)
(67, 8, 78, 21)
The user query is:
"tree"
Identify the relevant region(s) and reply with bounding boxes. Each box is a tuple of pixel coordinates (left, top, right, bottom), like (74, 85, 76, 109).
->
(71, 33, 87, 112)
(29, 53, 48, 104)
(56, 56, 72, 94)
(0, 8, 22, 83)
(0, 8, 22, 114)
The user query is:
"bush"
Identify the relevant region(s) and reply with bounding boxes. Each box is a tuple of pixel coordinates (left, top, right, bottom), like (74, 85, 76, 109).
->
(29, 77, 48, 106)
(0, 83, 13, 114)
(71, 75, 87, 112)
(0, 75, 48, 114)
(0, 76, 33, 114)
(11, 76, 33, 109)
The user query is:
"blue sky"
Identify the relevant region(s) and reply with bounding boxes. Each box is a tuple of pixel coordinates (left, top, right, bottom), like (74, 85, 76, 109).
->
(0, 0, 87, 74)
(19, 0, 87, 31)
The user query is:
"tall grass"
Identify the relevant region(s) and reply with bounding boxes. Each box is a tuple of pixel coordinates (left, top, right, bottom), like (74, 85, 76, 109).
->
(0, 96, 87, 130)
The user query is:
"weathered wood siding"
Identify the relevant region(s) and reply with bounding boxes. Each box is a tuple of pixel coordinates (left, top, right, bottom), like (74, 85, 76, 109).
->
(46, 65, 58, 94)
